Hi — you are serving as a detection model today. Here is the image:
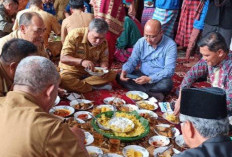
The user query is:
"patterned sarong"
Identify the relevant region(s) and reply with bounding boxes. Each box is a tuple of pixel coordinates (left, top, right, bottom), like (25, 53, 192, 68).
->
(153, 8, 179, 38)
(141, 7, 155, 27)
(175, 0, 201, 47)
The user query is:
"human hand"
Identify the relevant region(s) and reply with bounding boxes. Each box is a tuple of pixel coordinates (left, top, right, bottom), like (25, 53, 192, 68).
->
(120, 70, 130, 81)
(81, 60, 95, 71)
(174, 97, 181, 116)
(133, 76, 151, 84)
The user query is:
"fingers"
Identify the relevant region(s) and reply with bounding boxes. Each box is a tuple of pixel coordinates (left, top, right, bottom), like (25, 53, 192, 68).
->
(174, 100, 180, 116)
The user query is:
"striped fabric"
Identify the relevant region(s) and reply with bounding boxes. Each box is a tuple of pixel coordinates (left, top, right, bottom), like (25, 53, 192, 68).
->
(141, 8, 155, 27)
(175, 0, 201, 47)
(152, 8, 179, 38)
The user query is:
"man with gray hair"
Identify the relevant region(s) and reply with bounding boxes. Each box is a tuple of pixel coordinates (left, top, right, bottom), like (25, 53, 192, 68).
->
(0, 12, 48, 58)
(173, 87, 232, 157)
(0, 56, 89, 156)
(0, 0, 18, 37)
(59, 18, 116, 93)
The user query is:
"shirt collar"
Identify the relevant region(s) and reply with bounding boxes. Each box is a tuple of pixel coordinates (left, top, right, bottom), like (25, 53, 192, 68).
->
(82, 28, 89, 44)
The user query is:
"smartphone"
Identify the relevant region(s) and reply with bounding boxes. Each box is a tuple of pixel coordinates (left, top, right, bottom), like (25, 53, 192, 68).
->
(126, 74, 139, 79)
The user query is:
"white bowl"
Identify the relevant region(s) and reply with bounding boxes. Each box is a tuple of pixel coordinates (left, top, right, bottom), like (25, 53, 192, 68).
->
(120, 104, 139, 112)
(122, 145, 149, 157)
(137, 109, 158, 119)
(86, 146, 103, 156)
(49, 106, 75, 118)
(153, 146, 181, 156)
(136, 100, 158, 110)
(126, 91, 149, 101)
(103, 97, 126, 105)
(85, 67, 109, 76)
(74, 111, 92, 123)
(70, 99, 93, 110)
(104, 153, 123, 157)
(96, 104, 115, 112)
(84, 131, 94, 145)
(154, 124, 180, 138)
(148, 135, 170, 147)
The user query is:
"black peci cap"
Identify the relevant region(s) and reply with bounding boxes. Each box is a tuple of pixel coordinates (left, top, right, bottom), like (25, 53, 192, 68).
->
(180, 87, 227, 119)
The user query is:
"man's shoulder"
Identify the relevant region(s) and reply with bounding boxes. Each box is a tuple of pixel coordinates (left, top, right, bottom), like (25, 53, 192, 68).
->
(0, 31, 16, 45)
(162, 35, 177, 47)
(66, 27, 87, 39)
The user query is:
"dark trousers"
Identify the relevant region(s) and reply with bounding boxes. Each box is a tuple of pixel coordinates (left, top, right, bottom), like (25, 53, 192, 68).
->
(116, 71, 173, 95)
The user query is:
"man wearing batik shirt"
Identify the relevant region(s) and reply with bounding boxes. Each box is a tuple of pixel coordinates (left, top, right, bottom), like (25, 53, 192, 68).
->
(174, 32, 232, 115)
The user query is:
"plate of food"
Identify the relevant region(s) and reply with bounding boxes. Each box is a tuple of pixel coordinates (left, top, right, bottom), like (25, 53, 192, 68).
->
(103, 153, 123, 157)
(74, 111, 92, 123)
(136, 100, 158, 110)
(86, 146, 103, 157)
(153, 146, 181, 157)
(70, 99, 94, 111)
(85, 67, 109, 76)
(149, 135, 170, 147)
(96, 104, 115, 113)
(49, 106, 75, 118)
(103, 97, 126, 107)
(84, 131, 94, 145)
(175, 135, 188, 149)
(154, 124, 180, 138)
(109, 117, 135, 133)
(91, 111, 149, 142)
(123, 145, 149, 157)
(120, 104, 139, 112)
(126, 91, 149, 101)
(162, 112, 180, 124)
(136, 109, 158, 120)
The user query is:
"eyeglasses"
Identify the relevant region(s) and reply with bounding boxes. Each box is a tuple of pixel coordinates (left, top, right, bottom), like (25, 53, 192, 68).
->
(144, 31, 161, 39)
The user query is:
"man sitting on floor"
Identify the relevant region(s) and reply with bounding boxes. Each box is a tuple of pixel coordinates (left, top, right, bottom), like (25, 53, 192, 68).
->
(0, 56, 88, 156)
(173, 87, 232, 157)
(174, 32, 232, 115)
(0, 12, 48, 58)
(0, 38, 37, 96)
(117, 19, 177, 101)
(59, 18, 116, 93)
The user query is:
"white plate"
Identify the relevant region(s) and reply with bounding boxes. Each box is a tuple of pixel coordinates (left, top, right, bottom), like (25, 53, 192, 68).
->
(70, 99, 94, 110)
(126, 91, 149, 101)
(49, 106, 75, 118)
(162, 112, 180, 124)
(153, 146, 181, 156)
(96, 104, 115, 112)
(74, 111, 92, 123)
(136, 100, 158, 110)
(120, 104, 139, 112)
(103, 97, 126, 105)
(104, 153, 123, 157)
(148, 135, 170, 147)
(154, 124, 180, 138)
(109, 117, 135, 133)
(123, 145, 149, 157)
(175, 135, 188, 149)
(66, 93, 81, 101)
(54, 96, 60, 106)
(137, 109, 158, 119)
(85, 67, 109, 76)
(86, 146, 103, 156)
(84, 131, 94, 145)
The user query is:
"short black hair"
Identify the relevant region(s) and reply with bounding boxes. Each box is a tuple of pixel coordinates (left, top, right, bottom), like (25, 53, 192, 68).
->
(69, 0, 84, 9)
(198, 32, 229, 53)
(1, 39, 37, 63)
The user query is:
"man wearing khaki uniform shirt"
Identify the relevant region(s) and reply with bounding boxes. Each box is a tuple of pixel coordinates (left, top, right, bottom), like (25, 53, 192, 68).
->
(0, 39, 37, 97)
(54, 0, 69, 22)
(0, 12, 48, 58)
(0, 56, 88, 157)
(13, 0, 61, 49)
(59, 18, 116, 93)
(61, 0, 94, 43)
(0, 0, 18, 37)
